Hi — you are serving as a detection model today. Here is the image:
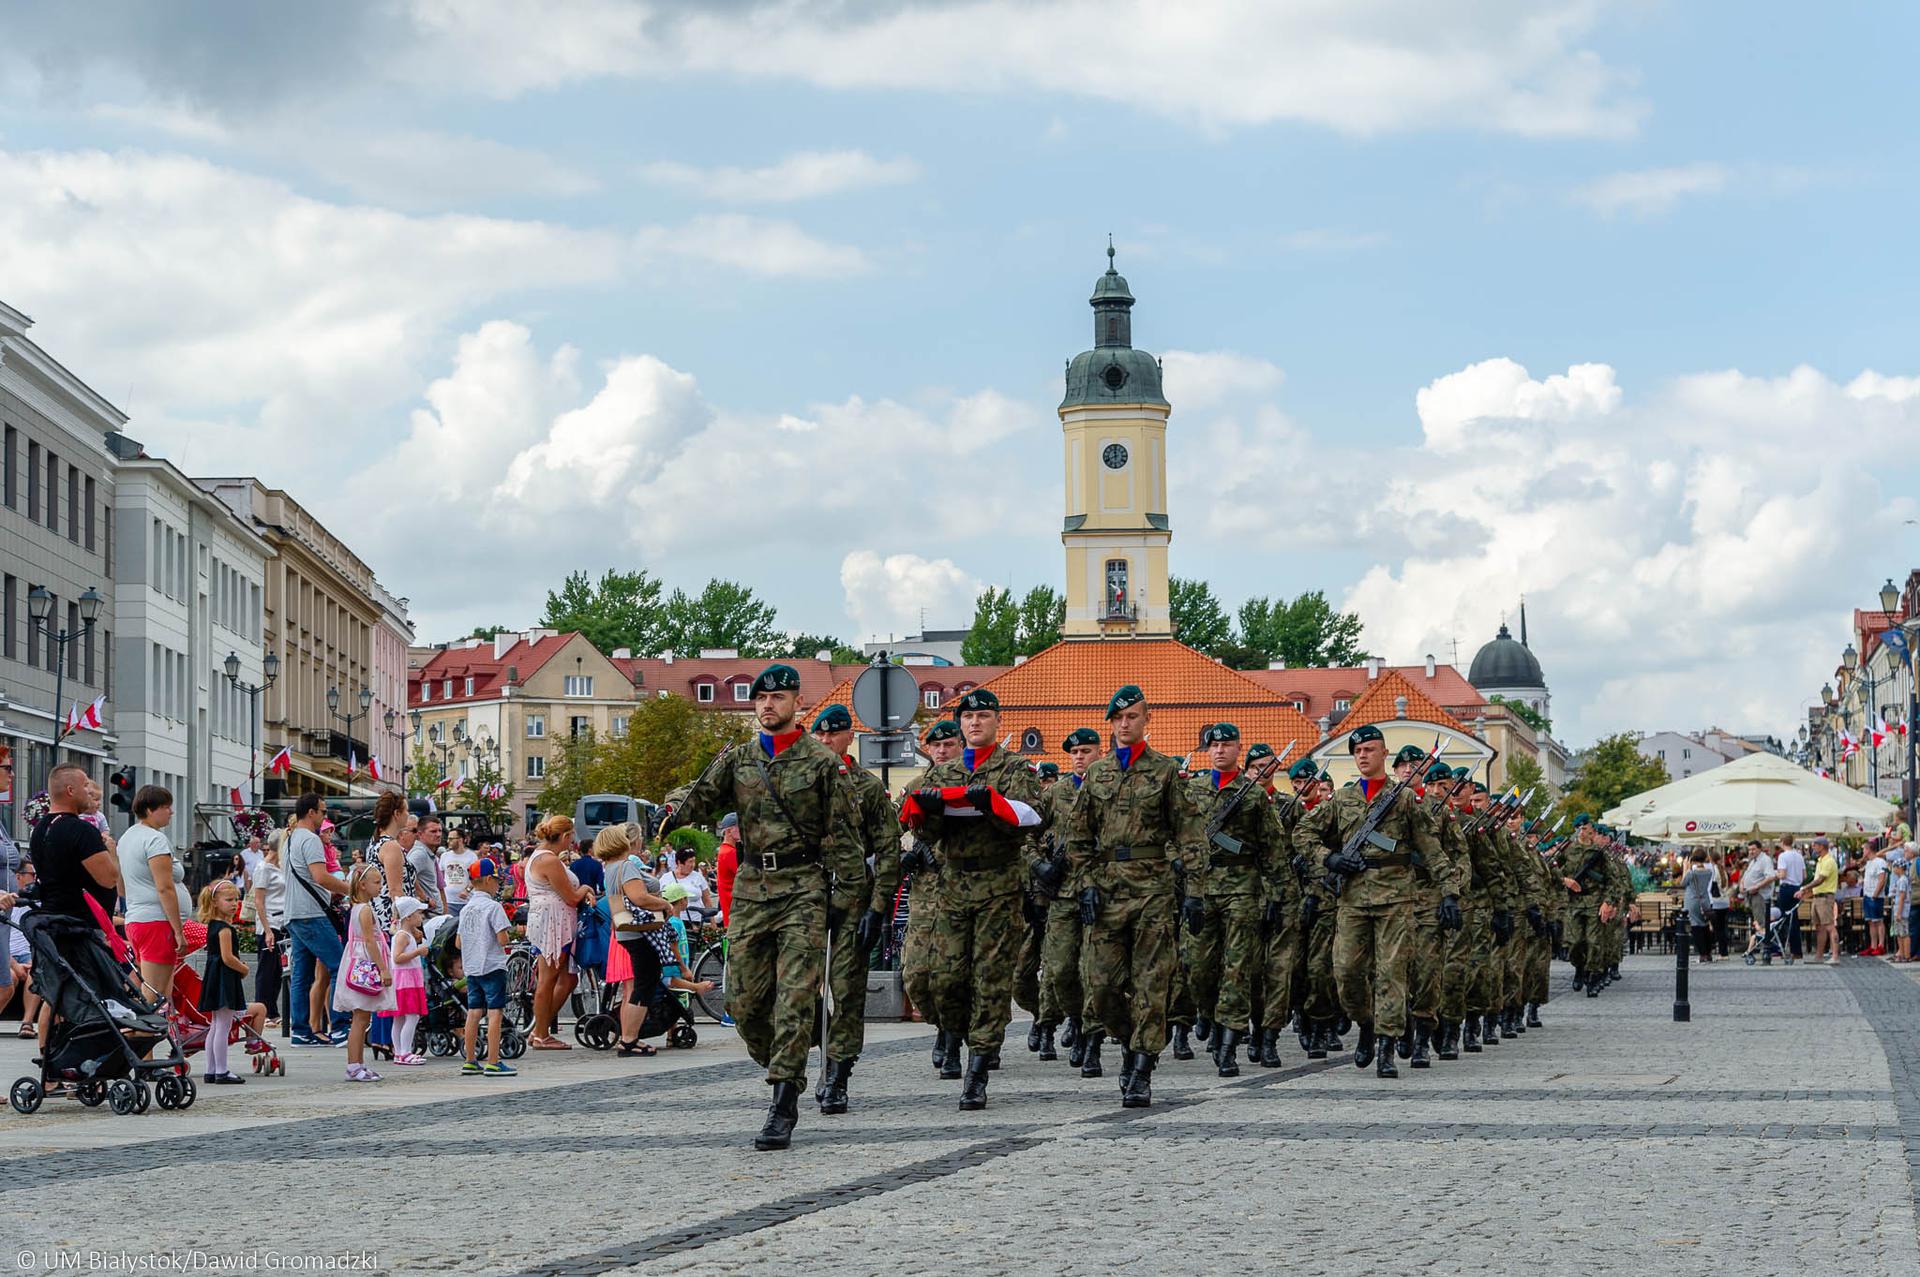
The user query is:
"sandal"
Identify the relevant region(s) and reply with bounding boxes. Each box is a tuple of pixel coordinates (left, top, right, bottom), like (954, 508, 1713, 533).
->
(615, 1039, 657, 1058)
(531, 1035, 572, 1050)
(17, 1024, 34, 1038)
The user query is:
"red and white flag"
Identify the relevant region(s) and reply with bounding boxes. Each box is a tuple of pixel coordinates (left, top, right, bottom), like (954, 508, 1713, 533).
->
(367, 755, 384, 782)
(266, 746, 293, 777)
(347, 749, 359, 779)
(229, 787, 245, 812)
(82, 695, 104, 730)
(898, 786, 1042, 830)
(1872, 724, 1888, 749)
(435, 774, 455, 792)
(64, 703, 81, 734)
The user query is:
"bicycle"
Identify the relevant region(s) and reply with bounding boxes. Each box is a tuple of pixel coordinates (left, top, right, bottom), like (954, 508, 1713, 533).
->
(691, 942, 726, 1022)
(504, 942, 538, 1031)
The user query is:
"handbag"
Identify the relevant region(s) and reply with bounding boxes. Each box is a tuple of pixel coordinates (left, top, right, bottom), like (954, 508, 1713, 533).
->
(292, 850, 348, 939)
(344, 940, 384, 995)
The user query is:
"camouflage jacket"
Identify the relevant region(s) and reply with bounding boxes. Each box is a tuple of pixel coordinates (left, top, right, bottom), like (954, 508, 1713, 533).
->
(1185, 771, 1287, 900)
(832, 757, 903, 918)
(1278, 795, 1322, 910)
(919, 745, 1046, 905)
(1026, 777, 1085, 901)
(1460, 821, 1511, 902)
(1417, 790, 1472, 901)
(1291, 776, 1447, 908)
(1065, 745, 1205, 900)
(1607, 851, 1636, 909)
(1495, 825, 1545, 909)
(1553, 840, 1613, 913)
(672, 732, 853, 905)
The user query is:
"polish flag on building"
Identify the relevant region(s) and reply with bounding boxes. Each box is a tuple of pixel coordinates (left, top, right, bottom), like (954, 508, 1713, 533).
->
(347, 749, 359, 780)
(229, 787, 245, 812)
(367, 755, 384, 782)
(82, 696, 104, 730)
(435, 774, 455, 792)
(266, 746, 293, 777)
(1872, 724, 1888, 749)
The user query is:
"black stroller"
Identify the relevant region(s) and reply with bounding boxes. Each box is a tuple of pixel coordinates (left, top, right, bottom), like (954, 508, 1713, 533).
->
(573, 969, 698, 1051)
(9, 909, 197, 1115)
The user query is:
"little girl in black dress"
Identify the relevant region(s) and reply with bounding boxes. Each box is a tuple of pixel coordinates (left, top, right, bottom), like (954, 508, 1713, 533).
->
(197, 881, 261, 1083)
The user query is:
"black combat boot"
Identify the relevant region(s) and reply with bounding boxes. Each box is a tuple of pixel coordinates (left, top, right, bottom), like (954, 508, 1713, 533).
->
(938, 1030, 964, 1080)
(931, 1033, 945, 1068)
(754, 1082, 801, 1151)
(984, 1049, 1002, 1072)
(1409, 1022, 1432, 1069)
(1068, 1029, 1089, 1070)
(1511, 1005, 1527, 1035)
(1027, 1022, 1043, 1052)
(1325, 1021, 1346, 1053)
(1375, 1034, 1399, 1078)
(1436, 1020, 1459, 1061)
(1060, 1018, 1080, 1050)
(1305, 1021, 1330, 1060)
(1608, 965, 1621, 982)
(1482, 1012, 1501, 1044)
(1194, 1017, 1213, 1043)
(1171, 1024, 1195, 1061)
(1586, 975, 1601, 998)
(817, 1058, 852, 1115)
(1080, 1031, 1106, 1078)
(959, 1053, 991, 1111)
(1571, 970, 1586, 991)
(1215, 1027, 1241, 1077)
(1118, 1050, 1137, 1098)
(1037, 1024, 1058, 1061)
(1121, 1051, 1155, 1108)
(1499, 1009, 1517, 1040)
(1526, 1002, 1543, 1028)
(1462, 1018, 1482, 1053)
(1353, 1025, 1376, 1069)
(1294, 1010, 1313, 1055)
(1398, 1024, 1415, 1060)
(1258, 1028, 1283, 1068)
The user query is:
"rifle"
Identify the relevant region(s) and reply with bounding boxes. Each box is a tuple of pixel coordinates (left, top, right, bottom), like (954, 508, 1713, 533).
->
(656, 742, 738, 841)
(1465, 786, 1533, 837)
(1203, 742, 1294, 859)
(1323, 737, 1443, 894)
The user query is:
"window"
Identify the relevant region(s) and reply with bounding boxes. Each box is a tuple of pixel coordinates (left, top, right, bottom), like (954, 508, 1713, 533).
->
(420, 683, 431, 702)
(1333, 698, 1351, 713)
(443, 679, 453, 698)
(66, 467, 78, 541)
(696, 683, 715, 703)
(83, 623, 94, 686)
(564, 675, 593, 697)
(1291, 700, 1306, 713)
(103, 629, 112, 699)
(44, 449, 57, 531)
(525, 755, 546, 780)
(570, 715, 590, 737)
(1, 575, 12, 661)
(526, 714, 545, 738)
(26, 586, 41, 668)
(731, 682, 751, 703)
(27, 441, 38, 519)
(923, 689, 941, 710)
(463, 676, 474, 696)
(1682, 747, 1691, 759)
(1104, 558, 1129, 614)
(103, 507, 112, 577)
(2, 424, 14, 508)
(611, 716, 628, 739)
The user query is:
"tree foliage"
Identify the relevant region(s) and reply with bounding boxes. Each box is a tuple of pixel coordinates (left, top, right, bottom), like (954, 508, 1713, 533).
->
(1015, 586, 1065, 657)
(1169, 577, 1234, 655)
(781, 632, 863, 663)
(468, 624, 507, 641)
(1490, 694, 1552, 735)
(1559, 733, 1669, 824)
(1502, 752, 1554, 821)
(662, 579, 783, 657)
(961, 587, 1020, 665)
(1236, 590, 1369, 669)
(540, 569, 667, 656)
(534, 696, 750, 817)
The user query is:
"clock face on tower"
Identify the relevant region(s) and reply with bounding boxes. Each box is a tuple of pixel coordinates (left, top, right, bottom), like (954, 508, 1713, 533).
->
(1102, 443, 1129, 470)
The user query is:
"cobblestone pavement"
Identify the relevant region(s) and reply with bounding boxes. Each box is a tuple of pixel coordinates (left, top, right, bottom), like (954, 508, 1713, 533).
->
(4, 955, 1919, 1276)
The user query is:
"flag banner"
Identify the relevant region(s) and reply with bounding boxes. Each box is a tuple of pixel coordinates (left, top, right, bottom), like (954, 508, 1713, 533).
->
(898, 786, 1042, 829)
(267, 747, 293, 776)
(368, 756, 384, 782)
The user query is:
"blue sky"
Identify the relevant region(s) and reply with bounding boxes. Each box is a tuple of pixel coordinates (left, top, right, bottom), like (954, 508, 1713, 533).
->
(3, 0, 1917, 748)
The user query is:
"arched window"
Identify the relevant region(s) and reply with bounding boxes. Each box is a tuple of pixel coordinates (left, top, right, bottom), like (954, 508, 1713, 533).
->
(1105, 560, 1129, 614)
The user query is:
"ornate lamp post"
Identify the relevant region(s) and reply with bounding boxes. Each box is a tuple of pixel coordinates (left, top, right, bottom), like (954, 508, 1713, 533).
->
(224, 648, 281, 804)
(326, 683, 374, 784)
(29, 585, 102, 748)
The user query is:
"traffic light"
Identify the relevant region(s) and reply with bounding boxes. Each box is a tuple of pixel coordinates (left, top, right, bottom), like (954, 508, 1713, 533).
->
(109, 766, 136, 814)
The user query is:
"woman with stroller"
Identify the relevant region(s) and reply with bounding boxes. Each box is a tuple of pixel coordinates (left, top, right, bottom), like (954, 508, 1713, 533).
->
(1682, 849, 1717, 963)
(526, 815, 594, 1050)
(594, 823, 672, 1058)
(119, 785, 197, 1004)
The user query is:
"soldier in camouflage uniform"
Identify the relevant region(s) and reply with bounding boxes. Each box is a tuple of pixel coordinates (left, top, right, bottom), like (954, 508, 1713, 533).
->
(1287, 758, 1343, 1058)
(806, 703, 903, 1116)
(1476, 787, 1521, 1045)
(1425, 762, 1477, 1060)
(1248, 743, 1303, 1069)
(1555, 817, 1619, 997)
(1604, 832, 1635, 983)
(1491, 800, 1540, 1040)
(1032, 729, 1105, 1066)
(1521, 821, 1563, 1026)
(1293, 724, 1452, 1079)
(901, 719, 960, 1068)
(1451, 778, 1507, 1054)
(661, 663, 852, 1151)
(1015, 762, 1060, 1052)
(1065, 685, 1206, 1108)
(1397, 747, 1466, 1068)
(1183, 724, 1290, 1076)
(904, 688, 1046, 1111)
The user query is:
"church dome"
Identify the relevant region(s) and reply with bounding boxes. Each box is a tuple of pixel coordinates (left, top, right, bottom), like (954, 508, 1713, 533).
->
(1062, 241, 1168, 409)
(1468, 623, 1545, 691)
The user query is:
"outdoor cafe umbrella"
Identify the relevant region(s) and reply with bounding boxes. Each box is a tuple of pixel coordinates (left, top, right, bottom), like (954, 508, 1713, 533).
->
(1603, 751, 1893, 841)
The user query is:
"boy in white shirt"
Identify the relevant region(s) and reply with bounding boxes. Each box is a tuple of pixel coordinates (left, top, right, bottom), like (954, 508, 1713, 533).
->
(456, 858, 515, 1077)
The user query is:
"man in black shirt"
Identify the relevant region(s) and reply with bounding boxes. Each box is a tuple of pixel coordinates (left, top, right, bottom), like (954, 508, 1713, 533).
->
(29, 763, 118, 921)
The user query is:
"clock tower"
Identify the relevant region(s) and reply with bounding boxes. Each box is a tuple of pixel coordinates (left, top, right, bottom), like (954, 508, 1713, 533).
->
(1060, 242, 1172, 639)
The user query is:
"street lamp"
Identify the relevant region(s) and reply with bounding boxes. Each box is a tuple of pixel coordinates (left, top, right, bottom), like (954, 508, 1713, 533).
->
(326, 683, 374, 784)
(30, 584, 103, 748)
(1843, 643, 1859, 672)
(1822, 682, 1836, 706)
(1882, 579, 1901, 614)
(224, 648, 280, 805)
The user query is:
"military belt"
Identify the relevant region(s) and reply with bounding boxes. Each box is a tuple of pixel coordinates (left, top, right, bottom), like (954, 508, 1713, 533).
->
(738, 843, 824, 872)
(945, 850, 1018, 873)
(1101, 843, 1167, 863)
(1361, 852, 1414, 869)
(1207, 852, 1259, 868)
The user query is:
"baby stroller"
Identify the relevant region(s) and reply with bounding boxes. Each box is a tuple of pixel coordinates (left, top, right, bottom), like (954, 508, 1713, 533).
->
(152, 957, 285, 1078)
(9, 909, 196, 1115)
(418, 914, 526, 1060)
(574, 939, 697, 1052)
(1744, 904, 1796, 966)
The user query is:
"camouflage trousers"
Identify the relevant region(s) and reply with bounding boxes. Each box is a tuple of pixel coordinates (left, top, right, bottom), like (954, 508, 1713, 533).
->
(1442, 895, 1492, 1020)
(726, 890, 827, 1088)
(1193, 894, 1264, 1028)
(1256, 910, 1300, 1033)
(902, 884, 939, 1028)
(1524, 929, 1551, 1004)
(1083, 889, 1177, 1055)
(1332, 898, 1413, 1038)
(1606, 914, 1628, 969)
(1014, 905, 1044, 1018)
(825, 892, 871, 1062)
(1408, 898, 1443, 1023)
(1039, 896, 1097, 1030)
(927, 891, 1022, 1054)
(1564, 906, 1606, 976)
(1293, 901, 1339, 1022)
(1182, 907, 1223, 1024)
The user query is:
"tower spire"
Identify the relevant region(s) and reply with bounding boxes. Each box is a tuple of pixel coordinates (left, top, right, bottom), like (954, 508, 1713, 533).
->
(1519, 596, 1529, 648)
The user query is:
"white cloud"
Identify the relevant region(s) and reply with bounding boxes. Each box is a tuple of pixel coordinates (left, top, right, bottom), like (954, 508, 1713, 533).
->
(633, 213, 870, 277)
(401, 0, 1643, 138)
(1414, 357, 1622, 451)
(640, 149, 919, 203)
(839, 552, 982, 643)
(1570, 162, 1729, 217)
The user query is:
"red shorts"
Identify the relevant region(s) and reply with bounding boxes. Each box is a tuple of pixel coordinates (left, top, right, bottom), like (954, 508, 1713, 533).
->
(125, 920, 208, 965)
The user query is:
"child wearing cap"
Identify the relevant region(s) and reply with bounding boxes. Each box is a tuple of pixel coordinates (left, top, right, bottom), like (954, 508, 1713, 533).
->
(384, 897, 430, 1065)
(457, 858, 516, 1076)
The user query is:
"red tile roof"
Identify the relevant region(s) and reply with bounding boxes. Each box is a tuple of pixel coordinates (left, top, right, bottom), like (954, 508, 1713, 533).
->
(1328, 668, 1468, 737)
(1239, 663, 1484, 724)
(612, 656, 851, 710)
(1855, 610, 1900, 664)
(409, 631, 578, 707)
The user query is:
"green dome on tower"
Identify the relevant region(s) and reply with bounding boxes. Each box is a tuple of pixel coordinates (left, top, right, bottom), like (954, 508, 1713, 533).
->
(1062, 238, 1168, 409)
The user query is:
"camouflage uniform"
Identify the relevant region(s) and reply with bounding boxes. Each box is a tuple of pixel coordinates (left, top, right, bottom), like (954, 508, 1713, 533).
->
(1258, 792, 1310, 1039)
(1065, 744, 1204, 1056)
(900, 819, 941, 1028)
(1555, 835, 1614, 985)
(1293, 778, 1446, 1040)
(1411, 787, 1469, 1027)
(1290, 796, 1341, 1035)
(1455, 815, 1509, 1027)
(824, 756, 902, 1062)
(1524, 839, 1562, 1010)
(1605, 848, 1634, 972)
(1496, 822, 1540, 1017)
(918, 746, 1046, 1057)
(1035, 777, 1099, 1034)
(1186, 769, 1289, 1035)
(673, 732, 851, 1090)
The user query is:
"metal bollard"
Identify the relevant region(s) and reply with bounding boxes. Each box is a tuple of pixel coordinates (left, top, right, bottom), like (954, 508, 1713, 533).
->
(1672, 914, 1690, 1023)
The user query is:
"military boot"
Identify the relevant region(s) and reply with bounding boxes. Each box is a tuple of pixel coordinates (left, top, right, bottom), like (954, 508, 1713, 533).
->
(1462, 1018, 1482, 1053)
(1171, 1024, 1195, 1061)
(817, 1058, 853, 1115)
(1305, 1020, 1330, 1060)
(959, 1053, 991, 1110)
(1027, 1022, 1043, 1052)
(1037, 1024, 1058, 1061)
(1121, 1051, 1155, 1108)
(1482, 1013, 1502, 1044)
(1059, 1018, 1080, 1050)
(1325, 1022, 1346, 1053)
(1353, 1025, 1376, 1069)
(1409, 1022, 1432, 1069)
(1375, 1034, 1399, 1078)
(938, 1030, 964, 1080)
(1511, 1006, 1527, 1035)
(754, 1082, 801, 1151)
(1499, 1010, 1518, 1040)
(1398, 1024, 1415, 1060)
(1294, 1010, 1313, 1055)
(1118, 1050, 1137, 1098)
(1080, 1031, 1106, 1078)
(1215, 1027, 1242, 1077)
(1570, 970, 1586, 991)
(1608, 965, 1622, 982)
(1194, 1017, 1213, 1044)
(1258, 1028, 1283, 1069)
(1526, 1003, 1544, 1028)
(984, 1049, 1002, 1072)
(1436, 1020, 1460, 1061)
(1586, 976, 1601, 998)
(1068, 1028, 1089, 1070)
(931, 1034, 945, 1068)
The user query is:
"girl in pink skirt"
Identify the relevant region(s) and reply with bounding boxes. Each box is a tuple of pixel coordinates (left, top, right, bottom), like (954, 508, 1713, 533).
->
(384, 897, 430, 1064)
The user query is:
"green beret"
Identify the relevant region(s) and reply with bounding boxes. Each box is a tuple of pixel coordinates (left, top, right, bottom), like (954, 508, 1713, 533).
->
(1347, 724, 1385, 753)
(922, 719, 960, 743)
(1037, 762, 1060, 779)
(1317, 768, 1333, 782)
(750, 663, 801, 696)
(1393, 743, 1426, 767)
(1287, 759, 1318, 781)
(1062, 727, 1100, 751)
(1424, 761, 1452, 784)
(951, 687, 1000, 714)
(1245, 743, 1275, 764)
(1450, 766, 1471, 781)
(810, 703, 852, 734)
(1572, 814, 1592, 827)
(1473, 782, 1490, 794)
(1105, 684, 1145, 720)
(1200, 722, 1240, 746)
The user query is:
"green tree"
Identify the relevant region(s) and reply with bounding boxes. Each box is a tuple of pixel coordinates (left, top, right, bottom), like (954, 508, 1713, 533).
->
(1238, 590, 1369, 668)
(1490, 694, 1552, 735)
(781, 632, 863, 663)
(961, 586, 1019, 665)
(408, 748, 445, 799)
(456, 758, 514, 821)
(540, 569, 667, 656)
(1169, 577, 1233, 655)
(662, 579, 782, 657)
(1560, 732, 1669, 825)
(1502, 752, 1555, 822)
(535, 697, 750, 815)
(1015, 585, 1065, 657)
(468, 624, 508, 641)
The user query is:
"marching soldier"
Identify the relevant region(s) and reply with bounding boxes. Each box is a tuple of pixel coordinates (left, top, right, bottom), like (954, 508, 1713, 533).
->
(1452, 777, 1507, 1054)
(1397, 747, 1466, 1067)
(1016, 763, 1061, 1052)
(1522, 822, 1563, 1026)
(807, 703, 903, 1116)
(1032, 729, 1105, 1066)
(1422, 761, 1474, 1060)
(1293, 724, 1451, 1079)
(1555, 816, 1618, 996)
(903, 689, 1045, 1111)
(901, 719, 960, 1070)
(1064, 685, 1205, 1107)
(1248, 743, 1300, 1069)
(660, 663, 852, 1151)
(1286, 757, 1341, 1058)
